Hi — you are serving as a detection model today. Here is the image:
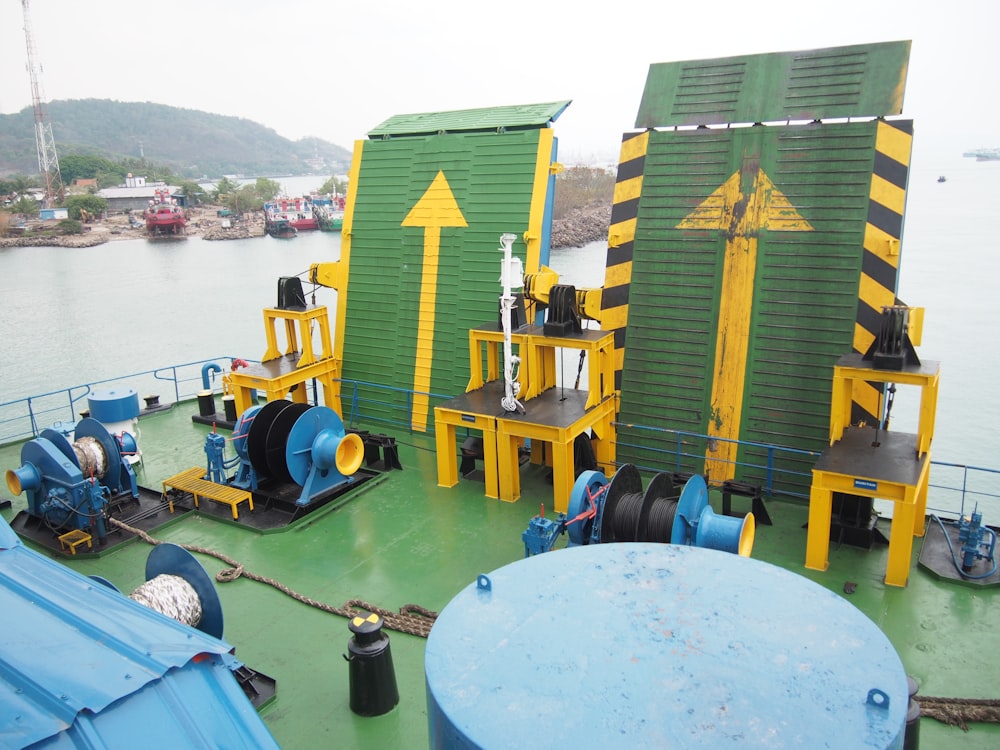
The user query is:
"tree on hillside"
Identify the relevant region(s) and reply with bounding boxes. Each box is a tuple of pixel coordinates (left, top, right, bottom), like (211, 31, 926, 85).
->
(318, 176, 348, 197)
(175, 180, 207, 206)
(65, 194, 108, 221)
(5, 174, 40, 197)
(254, 177, 281, 201)
(553, 166, 614, 220)
(8, 195, 39, 217)
(212, 176, 242, 202)
(60, 154, 119, 184)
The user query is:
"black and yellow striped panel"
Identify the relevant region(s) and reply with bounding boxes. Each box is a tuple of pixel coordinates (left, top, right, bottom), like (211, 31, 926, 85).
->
(601, 131, 648, 391)
(850, 119, 913, 426)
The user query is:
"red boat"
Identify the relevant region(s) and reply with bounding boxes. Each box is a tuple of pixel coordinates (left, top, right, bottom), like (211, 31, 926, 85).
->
(264, 196, 318, 231)
(144, 189, 186, 237)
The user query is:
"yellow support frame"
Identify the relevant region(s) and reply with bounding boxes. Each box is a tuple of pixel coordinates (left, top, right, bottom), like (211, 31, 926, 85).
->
(805, 352, 940, 587)
(436, 323, 619, 511)
(225, 304, 342, 417)
(261, 305, 334, 368)
(496, 394, 617, 513)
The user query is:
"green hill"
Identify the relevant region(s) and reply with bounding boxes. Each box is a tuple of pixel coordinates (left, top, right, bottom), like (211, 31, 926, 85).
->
(0, 99, 351, 178)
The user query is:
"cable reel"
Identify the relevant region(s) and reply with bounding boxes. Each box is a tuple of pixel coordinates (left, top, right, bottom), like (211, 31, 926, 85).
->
(236, 400, 364, 506)
(525, 465, 755, 557)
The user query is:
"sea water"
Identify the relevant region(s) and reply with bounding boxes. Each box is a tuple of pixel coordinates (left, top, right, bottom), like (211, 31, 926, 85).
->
(1, 162, 998, 474)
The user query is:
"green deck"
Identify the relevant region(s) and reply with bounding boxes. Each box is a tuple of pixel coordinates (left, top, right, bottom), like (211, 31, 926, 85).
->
(1, 397, 997, 749)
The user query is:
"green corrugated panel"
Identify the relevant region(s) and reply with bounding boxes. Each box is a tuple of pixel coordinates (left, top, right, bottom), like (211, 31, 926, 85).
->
(636, 41, 909, 128)
(342, 130, 544, 428)
(616, 121, 880, 498)
(369, 101, 571, 138)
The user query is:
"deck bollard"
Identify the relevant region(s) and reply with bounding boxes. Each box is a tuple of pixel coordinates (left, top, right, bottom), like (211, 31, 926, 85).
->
(344, 612, 399, 716)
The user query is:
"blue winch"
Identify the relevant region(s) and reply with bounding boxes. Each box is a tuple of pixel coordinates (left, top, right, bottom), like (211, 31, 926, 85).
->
(522, 464, 754, 557)
(207, 400, 365, 506)
(5, 417, 138, 542)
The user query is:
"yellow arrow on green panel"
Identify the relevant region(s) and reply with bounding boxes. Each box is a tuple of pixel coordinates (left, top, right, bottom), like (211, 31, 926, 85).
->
(677, 164, 813, 482)
(402, 170, 468, 431)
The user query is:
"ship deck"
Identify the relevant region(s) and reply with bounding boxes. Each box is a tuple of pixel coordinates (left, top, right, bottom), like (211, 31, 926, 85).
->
(1, 396, 998, 749)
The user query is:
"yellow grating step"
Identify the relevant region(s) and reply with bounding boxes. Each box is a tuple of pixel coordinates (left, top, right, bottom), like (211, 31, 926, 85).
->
(162, 467, 254, 520)
(58, 529, 93, 554)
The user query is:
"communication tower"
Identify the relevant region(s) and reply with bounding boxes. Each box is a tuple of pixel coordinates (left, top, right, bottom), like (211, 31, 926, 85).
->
(21, 0, 64, 206)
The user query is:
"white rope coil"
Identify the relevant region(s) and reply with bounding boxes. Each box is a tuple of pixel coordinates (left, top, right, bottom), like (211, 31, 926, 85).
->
(73, 436, 108, 479)
(130, 574, 203, 627)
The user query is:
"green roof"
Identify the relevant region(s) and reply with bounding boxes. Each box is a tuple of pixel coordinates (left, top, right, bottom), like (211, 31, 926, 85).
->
(368, 101, 572, 138)
(636, 41, 910, 127)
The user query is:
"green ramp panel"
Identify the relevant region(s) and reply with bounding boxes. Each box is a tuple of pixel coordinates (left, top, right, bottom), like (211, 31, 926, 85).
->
(616, 120, 894, 499)
(340, 128, 552, 431)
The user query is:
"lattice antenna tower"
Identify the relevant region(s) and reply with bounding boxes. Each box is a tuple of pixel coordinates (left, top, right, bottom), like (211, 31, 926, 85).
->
(21, 0, 64, 206)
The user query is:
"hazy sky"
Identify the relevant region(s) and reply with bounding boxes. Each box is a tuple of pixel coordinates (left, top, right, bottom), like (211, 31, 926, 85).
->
(1, 0, 997, 166)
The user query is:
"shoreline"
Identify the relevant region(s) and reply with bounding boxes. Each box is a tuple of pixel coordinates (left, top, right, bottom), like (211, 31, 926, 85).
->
(0, 206, 265, 248)
(2, 203, 612, 249)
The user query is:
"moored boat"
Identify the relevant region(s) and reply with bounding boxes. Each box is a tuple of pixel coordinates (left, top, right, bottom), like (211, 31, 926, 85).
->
(143, 188, 186, 237)
(313, 197, 344, 231)
(264, 196, 318, 231)
(265, 217, 297, 238)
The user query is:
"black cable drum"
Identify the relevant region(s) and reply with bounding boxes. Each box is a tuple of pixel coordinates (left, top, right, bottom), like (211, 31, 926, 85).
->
(601, 466, 681, 544)
(638, 473, 679, 543)
(599, 464, 643, 543)
(264, 402, 312, 484)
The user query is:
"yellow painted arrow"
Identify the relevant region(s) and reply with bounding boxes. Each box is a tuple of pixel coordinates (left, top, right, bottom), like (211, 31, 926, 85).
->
(677, 163, 812, 481)
(402, 170, 468, 431)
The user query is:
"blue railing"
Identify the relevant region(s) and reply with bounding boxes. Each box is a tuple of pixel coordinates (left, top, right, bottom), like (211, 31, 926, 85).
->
(614, 423, 820, 498)
(0, 357, 246, 446)
(1, 360, 995, 518)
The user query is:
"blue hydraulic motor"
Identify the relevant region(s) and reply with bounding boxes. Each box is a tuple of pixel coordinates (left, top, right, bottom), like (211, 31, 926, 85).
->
(958, 508, 997, 574)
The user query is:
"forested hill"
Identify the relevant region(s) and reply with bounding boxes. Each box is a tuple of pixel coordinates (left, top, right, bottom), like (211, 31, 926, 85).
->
(0, 99, 351, 178)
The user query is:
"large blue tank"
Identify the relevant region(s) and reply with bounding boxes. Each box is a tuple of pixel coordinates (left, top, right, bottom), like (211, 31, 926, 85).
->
(425, 543, 907, 749)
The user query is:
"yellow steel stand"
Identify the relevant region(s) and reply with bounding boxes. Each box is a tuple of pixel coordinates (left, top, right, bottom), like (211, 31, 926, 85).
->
(436, 323, 618, 510)
(496, 393, 617, 513)
(261, 304, 333, 367)
(467, 325, 531, 393)
(226, 304, 341, 417)
(433, 382, 506, 499)
(521, 326, 615, 409)
(805, 352, 940, 587)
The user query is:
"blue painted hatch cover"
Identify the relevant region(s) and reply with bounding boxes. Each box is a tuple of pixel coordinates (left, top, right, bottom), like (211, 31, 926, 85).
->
(425, 543, 908, 748)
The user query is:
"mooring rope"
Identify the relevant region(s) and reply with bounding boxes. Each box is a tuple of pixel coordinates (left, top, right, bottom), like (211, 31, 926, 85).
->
(916, 696, 1000, 731)
(108, 517, 437, 638)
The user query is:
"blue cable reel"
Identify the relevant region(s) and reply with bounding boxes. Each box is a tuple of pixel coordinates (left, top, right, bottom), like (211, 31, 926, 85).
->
(211, 401, 364, 506)
(525, 464, 755, 556)
(285, 405, 364, 507)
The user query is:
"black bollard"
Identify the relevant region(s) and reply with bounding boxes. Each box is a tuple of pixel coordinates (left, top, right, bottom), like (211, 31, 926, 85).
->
(223, 394, 237, 422)
(197, 390, 215, 418)
(344, 612, 399, 716)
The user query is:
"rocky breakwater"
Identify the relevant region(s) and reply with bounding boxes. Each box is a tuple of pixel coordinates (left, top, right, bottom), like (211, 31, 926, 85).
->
(202, 223, 265, 241)
(550, 204, 611, 249)
(0, 230, 111, 248)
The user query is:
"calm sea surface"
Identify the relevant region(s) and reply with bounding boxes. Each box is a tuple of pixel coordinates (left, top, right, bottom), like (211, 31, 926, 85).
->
(2, 163, 998, 471)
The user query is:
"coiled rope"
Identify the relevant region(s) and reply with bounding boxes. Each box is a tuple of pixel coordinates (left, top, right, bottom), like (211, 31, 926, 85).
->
(130, 574, 202, 627)
(109, 517, 437, 638)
